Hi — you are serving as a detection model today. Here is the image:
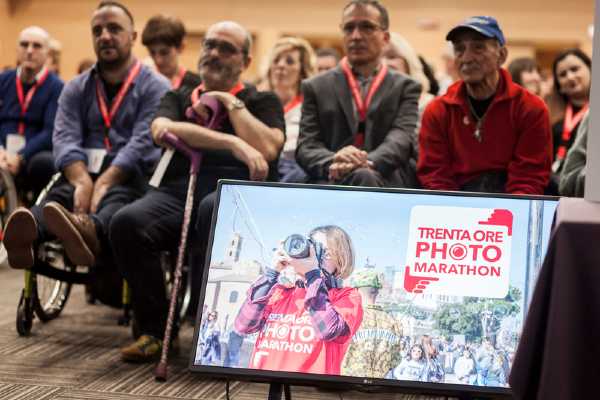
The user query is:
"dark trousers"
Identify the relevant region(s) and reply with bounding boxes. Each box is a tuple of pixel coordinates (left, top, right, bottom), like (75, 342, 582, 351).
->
(15, 150, 55, 199)
(190, 191, 218, 321)
(110, 167, 248, 339)
(310, 167, 386, 187)
(338, 167, 385, 187)
(278, 157, 308, 183)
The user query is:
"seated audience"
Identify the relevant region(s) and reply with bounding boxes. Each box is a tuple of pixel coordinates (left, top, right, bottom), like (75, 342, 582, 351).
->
(141, 14, 201, 89)
(550, 48, 591, 192)
(261, 36, 316, 182)
(111, 20, 284, 362)
(383, 32, 434, 114)
(296, 0, 420, 188)
(417, 16, 552, 194)
(47, 38, 62, 77)
(507, 57, 542, 96)
(419, 55, 440, 97)
(77, 58, 95, 74)
(316, 47, 341, 73)
(382, 32, 434, 187)
(3, 1, 169, 271)
(437, 42, 459, 95)
(0, 26, 63, 197)
(559, 109, 589, 197)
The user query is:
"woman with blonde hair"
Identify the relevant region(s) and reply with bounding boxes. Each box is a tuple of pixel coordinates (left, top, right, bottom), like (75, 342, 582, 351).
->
(382, 33, 431, 187)
(383, 32, 434, 113)
(234, 225, 363, 375)
(261, 37, 317, 182)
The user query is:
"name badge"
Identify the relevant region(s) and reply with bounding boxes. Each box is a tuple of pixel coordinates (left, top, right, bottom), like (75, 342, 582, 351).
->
(149, 148, 175, 188)
(6, 134, 26, 155)
(84, 148, 107, 174)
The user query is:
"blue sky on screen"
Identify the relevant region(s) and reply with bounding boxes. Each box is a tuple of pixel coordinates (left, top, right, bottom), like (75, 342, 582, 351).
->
(207, 183, 557, 293)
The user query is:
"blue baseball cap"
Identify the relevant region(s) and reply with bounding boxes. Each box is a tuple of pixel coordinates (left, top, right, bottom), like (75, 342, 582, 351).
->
(446, 16, 506, 46)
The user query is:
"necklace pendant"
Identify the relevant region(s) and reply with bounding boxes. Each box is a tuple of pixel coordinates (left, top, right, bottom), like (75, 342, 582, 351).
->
(474, 128, 482, 143)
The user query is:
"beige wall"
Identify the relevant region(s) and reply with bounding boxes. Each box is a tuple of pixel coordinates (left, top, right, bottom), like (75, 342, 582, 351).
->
(0, 0, 12, 68)
(1, 0, 595, 81)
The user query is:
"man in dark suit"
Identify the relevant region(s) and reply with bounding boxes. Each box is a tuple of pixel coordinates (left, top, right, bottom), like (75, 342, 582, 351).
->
(296, 0, 421, 187)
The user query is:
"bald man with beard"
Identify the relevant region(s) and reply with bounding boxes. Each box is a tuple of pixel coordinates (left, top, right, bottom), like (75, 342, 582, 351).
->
(0, 26, 64, 195)
(112, 20, 285, 362)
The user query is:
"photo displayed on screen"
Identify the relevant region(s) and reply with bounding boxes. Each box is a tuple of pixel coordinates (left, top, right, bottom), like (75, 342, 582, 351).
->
(192, 183, 557, 390)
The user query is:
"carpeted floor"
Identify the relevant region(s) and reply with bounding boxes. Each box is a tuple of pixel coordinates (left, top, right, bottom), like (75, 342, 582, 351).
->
(0, 266, 461, 400)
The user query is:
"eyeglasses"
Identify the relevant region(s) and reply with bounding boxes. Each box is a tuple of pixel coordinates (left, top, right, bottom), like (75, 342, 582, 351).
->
(203, 38, 245, 57)
(341, 21, 383, 36)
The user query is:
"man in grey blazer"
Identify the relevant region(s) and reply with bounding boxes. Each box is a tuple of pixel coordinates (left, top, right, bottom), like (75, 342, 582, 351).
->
(296, 0, 421, 187)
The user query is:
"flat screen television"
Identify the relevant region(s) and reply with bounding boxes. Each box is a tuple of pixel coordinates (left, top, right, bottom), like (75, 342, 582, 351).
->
(190, 180, 558, 398)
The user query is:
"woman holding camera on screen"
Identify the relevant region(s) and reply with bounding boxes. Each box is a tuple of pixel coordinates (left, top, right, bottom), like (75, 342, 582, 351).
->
(234, 225, 363, 375)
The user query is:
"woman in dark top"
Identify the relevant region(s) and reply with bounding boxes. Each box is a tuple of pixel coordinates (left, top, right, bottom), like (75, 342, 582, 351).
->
(550, 49, 591, 192)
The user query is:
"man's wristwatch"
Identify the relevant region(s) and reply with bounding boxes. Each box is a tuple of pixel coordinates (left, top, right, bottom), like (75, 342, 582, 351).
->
(227, 97, 245, 111)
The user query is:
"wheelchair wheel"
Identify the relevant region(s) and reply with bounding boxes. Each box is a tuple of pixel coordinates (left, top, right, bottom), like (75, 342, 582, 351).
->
(16, 289, 34, 336)
(33, 241, 73, 322)
(0, 169, 18, 269)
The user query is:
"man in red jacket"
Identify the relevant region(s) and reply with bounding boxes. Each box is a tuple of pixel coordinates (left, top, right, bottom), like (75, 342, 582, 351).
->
(417, 16, 552, 194)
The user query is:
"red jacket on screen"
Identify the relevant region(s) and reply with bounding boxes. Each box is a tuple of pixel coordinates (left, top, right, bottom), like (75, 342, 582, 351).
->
(417, 68, 552, 194)
(248, 285, 363, 375)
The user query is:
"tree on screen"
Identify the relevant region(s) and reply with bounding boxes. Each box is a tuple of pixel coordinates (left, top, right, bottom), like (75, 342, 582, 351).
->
(433, 287, 522, 343)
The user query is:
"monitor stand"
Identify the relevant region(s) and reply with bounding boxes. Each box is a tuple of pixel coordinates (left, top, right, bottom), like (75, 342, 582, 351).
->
(267, 383, 291, 400)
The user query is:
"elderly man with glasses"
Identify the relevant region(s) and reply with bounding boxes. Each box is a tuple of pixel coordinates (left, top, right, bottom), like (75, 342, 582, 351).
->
(111, 20, 285, 362)
(296, 0, 421, 188)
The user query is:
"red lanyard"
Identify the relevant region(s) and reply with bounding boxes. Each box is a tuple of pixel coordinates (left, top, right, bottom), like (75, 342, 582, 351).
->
(190, 81, 245, 104)
(95, 60, 142, 151)
(340, 57, 388, 148)
(284, 94, 303, 114)
(556, 102, 588, 160)
(171, 66, 186, 90)
(15, 67, 49, 135)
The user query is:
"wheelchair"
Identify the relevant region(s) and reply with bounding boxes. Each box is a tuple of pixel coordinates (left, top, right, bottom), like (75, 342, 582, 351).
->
(14, 172, 192, 338)
(0, 168, 19, 268)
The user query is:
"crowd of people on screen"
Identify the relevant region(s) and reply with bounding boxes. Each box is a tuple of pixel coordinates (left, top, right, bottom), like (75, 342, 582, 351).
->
(0, 0, 592, 363)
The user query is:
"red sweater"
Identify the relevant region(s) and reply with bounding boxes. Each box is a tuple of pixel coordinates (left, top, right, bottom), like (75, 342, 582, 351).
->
(248, 286, 363, 375)
(417, 69, 552, 194)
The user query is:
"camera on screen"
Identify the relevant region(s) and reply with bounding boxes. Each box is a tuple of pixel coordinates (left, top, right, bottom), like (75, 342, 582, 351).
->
(282, 234, 324, 264)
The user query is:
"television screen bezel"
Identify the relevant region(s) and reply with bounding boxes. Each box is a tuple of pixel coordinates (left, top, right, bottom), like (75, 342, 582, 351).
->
(189, 179, 559, 399)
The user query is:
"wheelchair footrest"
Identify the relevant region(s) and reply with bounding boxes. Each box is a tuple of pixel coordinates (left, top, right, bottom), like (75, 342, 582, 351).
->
(31, 261, 91, 285)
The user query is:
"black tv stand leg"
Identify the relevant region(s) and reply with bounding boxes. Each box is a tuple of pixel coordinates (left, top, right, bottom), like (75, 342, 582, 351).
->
(267, 383, 291, 400)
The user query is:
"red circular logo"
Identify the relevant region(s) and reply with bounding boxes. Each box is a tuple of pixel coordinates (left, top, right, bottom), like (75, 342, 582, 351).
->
(449, 244, 468, 260)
